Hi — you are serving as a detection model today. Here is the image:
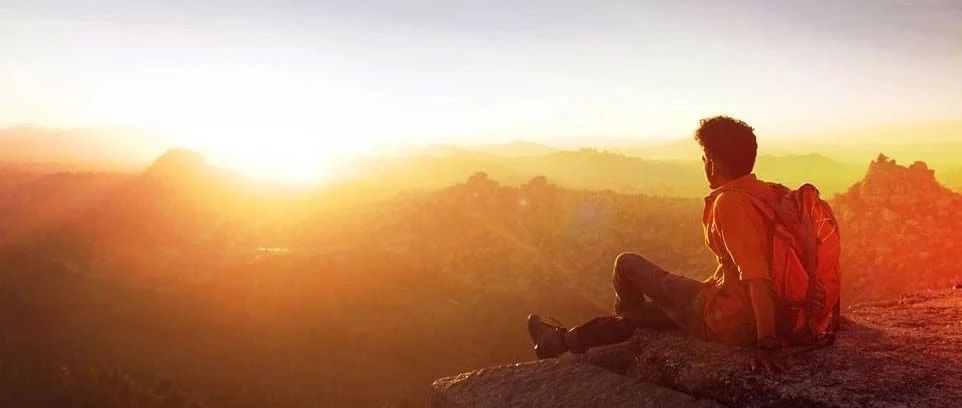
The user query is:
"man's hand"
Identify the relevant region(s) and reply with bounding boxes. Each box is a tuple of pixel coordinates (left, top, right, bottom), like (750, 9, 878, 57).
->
(749, 349, 790, 374)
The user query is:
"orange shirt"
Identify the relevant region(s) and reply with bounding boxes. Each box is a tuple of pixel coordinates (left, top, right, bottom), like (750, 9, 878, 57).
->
(701, 174, 776, 346)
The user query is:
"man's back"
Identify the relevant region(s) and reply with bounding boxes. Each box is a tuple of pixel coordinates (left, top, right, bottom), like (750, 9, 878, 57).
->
(700, 173, 777, 346)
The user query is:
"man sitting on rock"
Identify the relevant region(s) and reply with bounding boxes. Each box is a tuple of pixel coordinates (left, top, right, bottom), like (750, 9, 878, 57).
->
(528, 116, 795, 373)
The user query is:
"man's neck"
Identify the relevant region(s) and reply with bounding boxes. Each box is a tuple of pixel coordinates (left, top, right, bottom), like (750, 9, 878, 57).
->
(711, 173, 757, 191)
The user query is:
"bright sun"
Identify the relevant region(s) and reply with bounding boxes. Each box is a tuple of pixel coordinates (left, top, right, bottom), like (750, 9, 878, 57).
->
(184, 126, 336, 186)
(102, 69, 387, 185)
(219, 151, 330, 185)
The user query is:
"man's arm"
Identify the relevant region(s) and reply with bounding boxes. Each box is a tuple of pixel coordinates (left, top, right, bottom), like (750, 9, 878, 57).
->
(747, 279, 787, 373)
(747, 279, 777, 342)
(713, 193, 789, 373)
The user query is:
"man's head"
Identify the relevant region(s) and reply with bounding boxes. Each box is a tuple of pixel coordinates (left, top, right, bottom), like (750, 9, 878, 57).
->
(694, 116, 757, 189)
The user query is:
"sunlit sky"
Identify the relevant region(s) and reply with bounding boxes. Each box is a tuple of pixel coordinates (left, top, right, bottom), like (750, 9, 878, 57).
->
(1, 0, 961, 182)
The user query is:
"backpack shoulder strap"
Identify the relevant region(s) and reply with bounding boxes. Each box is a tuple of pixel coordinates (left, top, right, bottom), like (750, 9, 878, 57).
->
(713, 186, 787, 238)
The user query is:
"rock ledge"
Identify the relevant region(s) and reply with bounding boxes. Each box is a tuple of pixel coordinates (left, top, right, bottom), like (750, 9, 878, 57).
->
(432, 290, 962, 408)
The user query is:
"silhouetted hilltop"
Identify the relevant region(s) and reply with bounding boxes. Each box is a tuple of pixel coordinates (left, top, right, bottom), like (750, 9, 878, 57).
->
(134, 149, 240, 207)
(143, 149, 211, 181)
(834, 154, 962, 303)
(849, 154, 953, 197)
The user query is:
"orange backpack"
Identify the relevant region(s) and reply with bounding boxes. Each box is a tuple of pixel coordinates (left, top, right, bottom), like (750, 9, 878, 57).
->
(741, 183, 842, 345)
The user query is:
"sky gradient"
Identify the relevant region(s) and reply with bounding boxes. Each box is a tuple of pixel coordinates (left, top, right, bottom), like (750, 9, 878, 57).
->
(2, 0, 960, 179)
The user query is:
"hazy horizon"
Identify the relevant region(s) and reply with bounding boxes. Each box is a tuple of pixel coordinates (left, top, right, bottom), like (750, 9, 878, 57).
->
(3, 122, 962, 199)
(3, 0, 961, 182)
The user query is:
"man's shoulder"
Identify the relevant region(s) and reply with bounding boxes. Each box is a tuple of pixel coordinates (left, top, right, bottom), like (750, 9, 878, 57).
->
(712, 190, 754, 210)
(710, 189, 775, 225)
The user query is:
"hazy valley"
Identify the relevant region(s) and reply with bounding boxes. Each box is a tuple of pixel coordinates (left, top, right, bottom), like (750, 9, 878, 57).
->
(0, 139, 960, 406)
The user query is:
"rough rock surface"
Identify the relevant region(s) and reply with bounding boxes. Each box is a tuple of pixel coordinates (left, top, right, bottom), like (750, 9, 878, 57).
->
(432, 290, 962, 408)
(431, 345, 721, 408)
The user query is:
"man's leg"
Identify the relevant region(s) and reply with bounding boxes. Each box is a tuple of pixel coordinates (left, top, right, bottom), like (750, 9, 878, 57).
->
(613, 252, 703, 321)
(565, 252, 703, 353)
(562, 304, 675, 353)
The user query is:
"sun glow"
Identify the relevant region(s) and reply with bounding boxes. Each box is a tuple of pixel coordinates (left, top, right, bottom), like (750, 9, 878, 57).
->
(215, 149, 330, 186)
(97, 68, 375, 185)
(171, 116, 347, 186)
(188, 129, 336, 185)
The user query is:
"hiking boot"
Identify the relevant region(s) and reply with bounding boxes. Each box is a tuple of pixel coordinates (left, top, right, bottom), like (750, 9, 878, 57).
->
(527, 314, 569, 359)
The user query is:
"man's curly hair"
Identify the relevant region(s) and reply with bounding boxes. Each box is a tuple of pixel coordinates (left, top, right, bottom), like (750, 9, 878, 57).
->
(694, 116, 757, 178)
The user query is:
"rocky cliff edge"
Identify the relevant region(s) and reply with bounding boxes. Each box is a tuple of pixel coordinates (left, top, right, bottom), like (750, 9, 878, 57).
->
(432, 289, 962, 408)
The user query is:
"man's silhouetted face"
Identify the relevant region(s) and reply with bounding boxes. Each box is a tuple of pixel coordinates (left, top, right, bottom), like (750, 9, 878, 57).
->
(702, 152, 726, 189)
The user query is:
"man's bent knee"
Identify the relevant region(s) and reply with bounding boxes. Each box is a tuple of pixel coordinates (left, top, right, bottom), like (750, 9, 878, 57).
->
(613, 252, 655, 277)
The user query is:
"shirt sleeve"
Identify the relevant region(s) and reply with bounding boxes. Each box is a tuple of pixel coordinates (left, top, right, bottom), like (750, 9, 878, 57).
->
(712, 192, 771, 281)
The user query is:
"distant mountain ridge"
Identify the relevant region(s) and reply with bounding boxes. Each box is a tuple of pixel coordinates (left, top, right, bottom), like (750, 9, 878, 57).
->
(2, 124, 960, 195)
(0, 125, 166, 171)
(352, 148, 903, 197)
